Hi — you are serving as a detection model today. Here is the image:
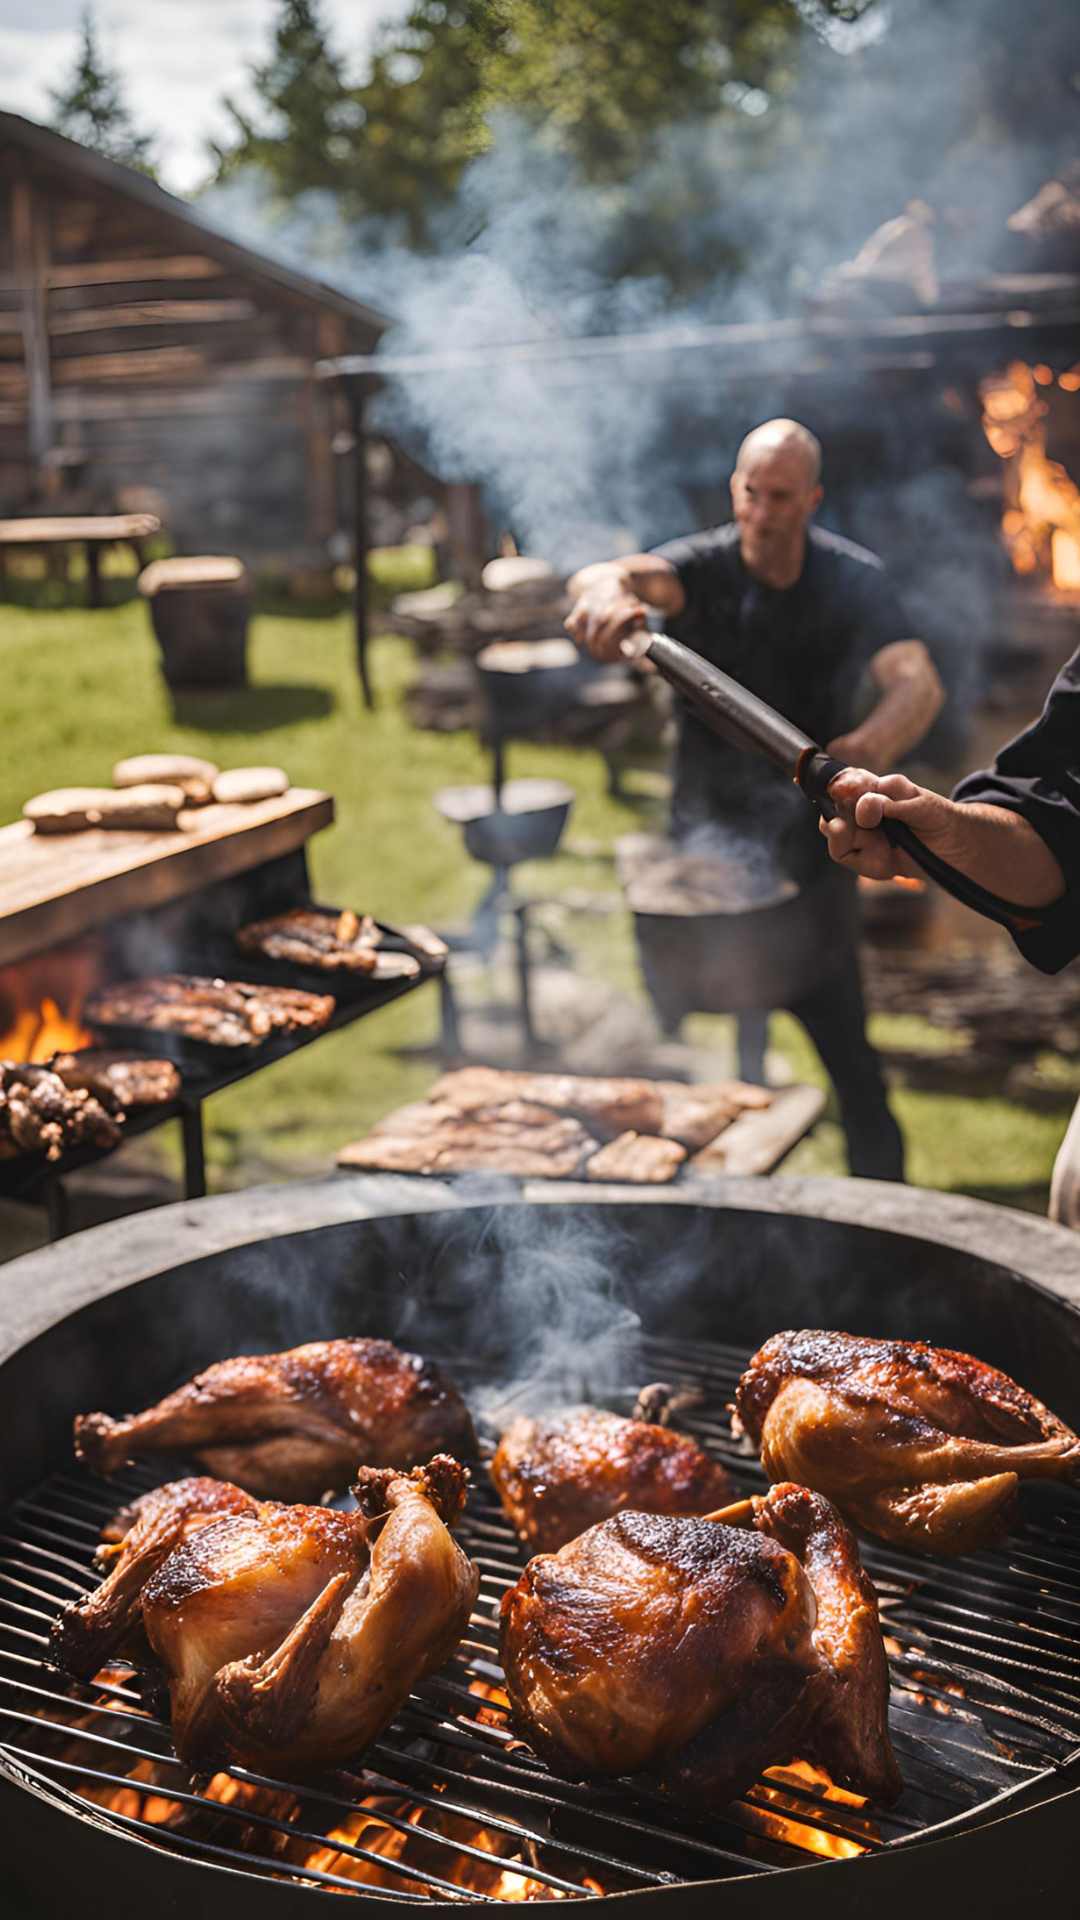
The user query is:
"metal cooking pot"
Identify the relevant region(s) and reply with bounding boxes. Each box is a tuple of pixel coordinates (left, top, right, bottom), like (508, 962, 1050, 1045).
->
(622, 842, 858, 1027)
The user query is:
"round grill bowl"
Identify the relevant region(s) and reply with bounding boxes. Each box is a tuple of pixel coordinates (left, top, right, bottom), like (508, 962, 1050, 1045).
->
(2, 1174, 1080, 1919)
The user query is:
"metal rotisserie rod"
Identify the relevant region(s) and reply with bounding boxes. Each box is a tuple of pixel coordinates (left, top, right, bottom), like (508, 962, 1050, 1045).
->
(624, 629, 1049, 932)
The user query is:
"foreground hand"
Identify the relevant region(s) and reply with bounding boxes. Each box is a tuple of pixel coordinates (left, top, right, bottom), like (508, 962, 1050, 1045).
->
(565, 587, 649, 663)
(820, 768, 958, 881)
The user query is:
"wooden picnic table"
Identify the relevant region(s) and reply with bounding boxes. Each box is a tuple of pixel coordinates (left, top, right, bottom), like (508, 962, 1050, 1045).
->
(0, 512, 162, 606)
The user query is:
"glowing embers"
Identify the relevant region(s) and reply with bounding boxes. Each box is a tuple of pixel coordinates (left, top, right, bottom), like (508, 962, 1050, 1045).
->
(980, 361, 1080, 591)
(0, 937, 101, 1061)
(740, 1760, 879, 1860)
(294, 1790, 606, 1900)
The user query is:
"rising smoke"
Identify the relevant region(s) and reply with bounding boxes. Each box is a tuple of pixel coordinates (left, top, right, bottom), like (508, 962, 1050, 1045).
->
(197, 0, 1078, 739)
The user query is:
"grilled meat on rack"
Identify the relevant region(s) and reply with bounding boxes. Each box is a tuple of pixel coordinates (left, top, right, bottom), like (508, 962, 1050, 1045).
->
(51, 1476, 256, 1679)
(142, 1457, 478, 1775)
(429, 1067, 668, 1138)
(85, 974, 335, 1048)
(491, 1393, 732, 1551)
(0, 1061, 123, 1160)
(49, 1049, 181, 1109)
(236, 907, 382, 975)
(340, 1098, 596, 1178)
(500, 1481, 901, 1809)
(584, 1132, 686, 1183)
(73, 1336, 477, 1500)
(734, 1330, 1080, 1554)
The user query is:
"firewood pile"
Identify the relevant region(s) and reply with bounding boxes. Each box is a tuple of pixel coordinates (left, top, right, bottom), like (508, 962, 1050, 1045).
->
(866, 950, 1080, 1056)
(865, 949, 1080, 1106)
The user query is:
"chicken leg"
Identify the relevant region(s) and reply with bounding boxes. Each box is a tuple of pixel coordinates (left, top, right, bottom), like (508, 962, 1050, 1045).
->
(73, 1338, 476, 1500)
(49, 1476, 256, 1680)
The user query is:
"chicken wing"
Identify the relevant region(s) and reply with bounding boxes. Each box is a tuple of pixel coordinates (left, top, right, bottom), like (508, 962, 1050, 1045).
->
(50, 1476, 256, 1680)
(142, 1455, 478, 1775)
(73, 1338, 476, 1501)
(491, 1391, 731, 1551)
(735, 1330, 1080, 1554)
(499, 1481, 899, 1809)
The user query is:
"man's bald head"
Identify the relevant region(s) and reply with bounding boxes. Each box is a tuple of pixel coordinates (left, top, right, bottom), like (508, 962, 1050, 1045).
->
(735, 418, 822, 487)
(730, 418, 824, 586)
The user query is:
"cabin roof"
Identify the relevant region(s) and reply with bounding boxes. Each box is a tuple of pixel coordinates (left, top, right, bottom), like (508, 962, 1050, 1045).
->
(1, 109, 389, 339)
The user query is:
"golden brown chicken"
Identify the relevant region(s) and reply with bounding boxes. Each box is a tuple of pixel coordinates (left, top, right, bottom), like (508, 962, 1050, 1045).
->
(491, 1391, 732, 1551)
(735, 1331, 1080, 1555)
(141, 1456, 478, 1776)
(50, 1476, 256, 1680)
(500, 1481, 900, 1809)
(73, 1338, 476, 1501)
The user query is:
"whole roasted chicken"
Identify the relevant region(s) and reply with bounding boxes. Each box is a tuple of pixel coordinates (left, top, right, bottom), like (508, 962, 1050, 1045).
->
(500, 1481, 900, 1808)
(54, 1458, 478, 1777)
(735, 1331, 1080, 1555)
(491, 1389, 732, 1551)
(73, 1337, 476, 1501)
(51, 1476, 256, 1680)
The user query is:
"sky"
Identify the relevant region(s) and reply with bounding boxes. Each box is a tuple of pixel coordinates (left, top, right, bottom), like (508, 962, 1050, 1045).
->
(0, 0, 414, 194)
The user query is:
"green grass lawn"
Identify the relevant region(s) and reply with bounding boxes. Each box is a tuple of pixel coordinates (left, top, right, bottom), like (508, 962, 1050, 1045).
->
(1, 577, 1071, 1212)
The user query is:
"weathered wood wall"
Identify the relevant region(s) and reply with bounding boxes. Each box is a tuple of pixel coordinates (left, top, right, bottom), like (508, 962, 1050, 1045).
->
(0, 144, 376, 566)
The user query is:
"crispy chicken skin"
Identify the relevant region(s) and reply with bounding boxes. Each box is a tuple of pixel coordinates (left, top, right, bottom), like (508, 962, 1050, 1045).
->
(141, 1456, 478, 1776)
(491, 1401, 732, 1552)
(735, 1331, 1080, 1555)
(73, 1338, 477, 1501)
(499, 1482, 899, 1809)
(50, 1477, 256, 1680)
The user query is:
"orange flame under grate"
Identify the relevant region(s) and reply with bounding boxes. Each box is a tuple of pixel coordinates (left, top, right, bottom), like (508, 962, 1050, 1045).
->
(0, 938, 101, 1061)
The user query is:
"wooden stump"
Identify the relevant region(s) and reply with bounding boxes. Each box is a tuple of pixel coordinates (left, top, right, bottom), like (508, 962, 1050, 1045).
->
(139, 555, 250, 690)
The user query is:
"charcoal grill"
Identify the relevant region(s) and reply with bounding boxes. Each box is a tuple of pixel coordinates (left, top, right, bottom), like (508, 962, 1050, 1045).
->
(0, 790, 446, 1231)
(1, 1176, 1079, 1916)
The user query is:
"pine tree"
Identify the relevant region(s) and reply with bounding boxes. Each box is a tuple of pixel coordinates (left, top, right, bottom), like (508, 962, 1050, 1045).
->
(211, 0, 356, 197)
(49, 8, 156, 175)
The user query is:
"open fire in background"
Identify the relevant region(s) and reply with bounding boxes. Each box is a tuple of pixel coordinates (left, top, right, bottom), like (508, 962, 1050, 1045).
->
(981, 360, 1080, 590)
(0, 938, 101, 1061)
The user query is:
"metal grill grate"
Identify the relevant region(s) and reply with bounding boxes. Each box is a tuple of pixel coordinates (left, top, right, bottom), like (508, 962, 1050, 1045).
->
(2, 1330, 1080, 1902)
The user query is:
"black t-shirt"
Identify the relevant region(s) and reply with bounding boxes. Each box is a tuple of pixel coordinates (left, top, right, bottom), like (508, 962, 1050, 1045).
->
(953, 645, 1080, 974)
(653, 523, 913, 883)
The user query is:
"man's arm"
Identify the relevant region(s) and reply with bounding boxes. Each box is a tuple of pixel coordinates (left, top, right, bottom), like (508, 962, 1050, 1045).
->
(565, 554, 685, 662)
(819, 767, 1066, 908)
(827, 640, 944, 770)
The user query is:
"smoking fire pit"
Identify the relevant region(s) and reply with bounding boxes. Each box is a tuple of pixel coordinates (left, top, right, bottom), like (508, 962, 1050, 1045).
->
(1, 1175, 1079, 1916)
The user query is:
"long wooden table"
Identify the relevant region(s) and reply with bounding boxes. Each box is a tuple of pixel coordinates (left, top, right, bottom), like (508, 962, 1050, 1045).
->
(0, 512, 162, 606)
(0, 788, 334, 967)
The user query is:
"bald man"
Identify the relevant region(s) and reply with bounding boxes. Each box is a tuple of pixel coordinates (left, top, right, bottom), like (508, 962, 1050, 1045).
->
(566, 418, 944, 1182)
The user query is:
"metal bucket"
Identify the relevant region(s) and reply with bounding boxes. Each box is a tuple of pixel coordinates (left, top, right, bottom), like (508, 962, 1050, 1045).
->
(435, 777, 574, 868)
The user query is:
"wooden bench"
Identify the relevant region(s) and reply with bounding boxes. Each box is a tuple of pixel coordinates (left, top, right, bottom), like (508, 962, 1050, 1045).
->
(0, 513, 162, 606)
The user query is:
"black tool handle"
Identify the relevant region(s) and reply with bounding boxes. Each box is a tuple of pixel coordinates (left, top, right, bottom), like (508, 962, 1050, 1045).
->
(797, 753, 1051, 932)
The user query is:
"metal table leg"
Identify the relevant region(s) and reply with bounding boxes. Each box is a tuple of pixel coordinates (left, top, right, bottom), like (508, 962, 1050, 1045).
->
(180, 1102, 207, 1200)
(513, 902, 537, 1052)
(438, 968, 462, 1059)
(85, 541, 103, 608)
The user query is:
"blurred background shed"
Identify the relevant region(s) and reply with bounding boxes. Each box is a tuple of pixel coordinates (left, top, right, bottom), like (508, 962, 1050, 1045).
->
(0, 109, 387, 568)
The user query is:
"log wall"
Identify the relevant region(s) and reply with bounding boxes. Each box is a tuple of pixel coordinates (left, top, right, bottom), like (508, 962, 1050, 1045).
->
(0, 147, 370, 567)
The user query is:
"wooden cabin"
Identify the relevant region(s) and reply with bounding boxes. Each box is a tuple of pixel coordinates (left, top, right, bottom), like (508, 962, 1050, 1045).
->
(0, 111, 388, 569)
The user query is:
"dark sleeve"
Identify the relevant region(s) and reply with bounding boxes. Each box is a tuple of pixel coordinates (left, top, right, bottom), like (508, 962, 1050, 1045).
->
(652, 529, 731, 628)
(952, 647, 1080, 973)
